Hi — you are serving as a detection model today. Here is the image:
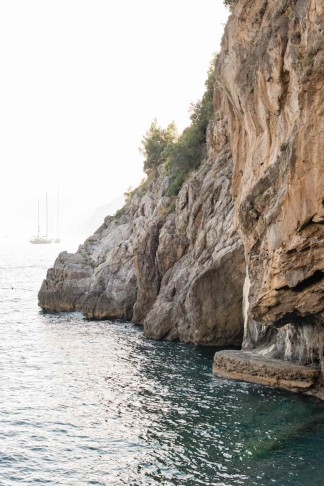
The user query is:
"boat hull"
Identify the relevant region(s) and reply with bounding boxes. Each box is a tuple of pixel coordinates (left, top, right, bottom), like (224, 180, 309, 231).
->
(30, 238, 53, 244)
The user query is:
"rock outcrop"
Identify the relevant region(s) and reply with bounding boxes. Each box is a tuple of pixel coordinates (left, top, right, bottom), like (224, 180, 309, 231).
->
(141, 150, 245, 345)
(39, 0, 324, 396)
(213, 350, 320, 392)
(39, 140, 245, 345)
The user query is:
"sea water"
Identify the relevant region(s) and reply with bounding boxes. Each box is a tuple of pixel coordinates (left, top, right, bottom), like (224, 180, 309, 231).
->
(0, 240, 324, 485)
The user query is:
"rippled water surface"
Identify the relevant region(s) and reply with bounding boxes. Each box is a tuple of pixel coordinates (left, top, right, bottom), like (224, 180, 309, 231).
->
(1, 241, 324, 485)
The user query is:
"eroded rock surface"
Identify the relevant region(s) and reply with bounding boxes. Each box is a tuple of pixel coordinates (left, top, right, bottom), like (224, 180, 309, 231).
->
(142, 151, 245, 344)
(213, 0, 324, 394)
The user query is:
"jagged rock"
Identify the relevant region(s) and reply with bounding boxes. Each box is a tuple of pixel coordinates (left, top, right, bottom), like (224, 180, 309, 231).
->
(143, 151, 245, 344)
(39, 145, 245, 346)
(39, 219, 137, 320)
(38, 251, 93, 312)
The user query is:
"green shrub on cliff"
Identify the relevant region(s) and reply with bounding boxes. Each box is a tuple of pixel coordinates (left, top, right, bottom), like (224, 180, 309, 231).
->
(223, 0, 239, 11)
(139, 55, 216, 196)
(164, 55, 216, 196)
(140, 120, 178, 175)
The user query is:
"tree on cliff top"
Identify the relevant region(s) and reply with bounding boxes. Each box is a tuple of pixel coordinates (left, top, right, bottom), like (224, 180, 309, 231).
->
(164, 54, 216, 195)
(223, 0, 239, 11)
(139, 54, 216, 195)
(140, 120, 177, 175)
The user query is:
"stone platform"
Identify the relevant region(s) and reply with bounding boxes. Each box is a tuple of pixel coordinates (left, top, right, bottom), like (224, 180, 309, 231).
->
(213, 350, 320, 393)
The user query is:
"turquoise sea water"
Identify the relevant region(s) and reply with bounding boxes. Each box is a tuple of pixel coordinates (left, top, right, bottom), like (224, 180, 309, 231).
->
(0, 240, 324, 485)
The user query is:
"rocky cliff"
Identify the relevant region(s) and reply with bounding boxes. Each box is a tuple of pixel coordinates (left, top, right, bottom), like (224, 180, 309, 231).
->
(39, 0, 324, 396)
(39, 134, 245, 346)
(211, 0, 324, 395)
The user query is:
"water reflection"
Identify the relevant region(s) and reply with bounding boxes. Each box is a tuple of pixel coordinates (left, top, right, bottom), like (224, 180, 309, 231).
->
(1, 242, 324, 485)
(38, 316, 324, 485)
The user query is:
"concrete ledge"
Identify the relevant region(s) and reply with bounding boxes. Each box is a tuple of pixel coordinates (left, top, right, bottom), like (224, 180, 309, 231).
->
(213, 350, 320, 392)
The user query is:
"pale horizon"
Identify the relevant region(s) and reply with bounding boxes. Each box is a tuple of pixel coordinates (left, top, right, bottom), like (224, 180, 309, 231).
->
(0, 0, 229, 246)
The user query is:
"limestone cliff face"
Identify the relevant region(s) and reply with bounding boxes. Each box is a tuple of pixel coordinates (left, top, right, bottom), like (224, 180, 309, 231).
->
(214, 0, 324, 367)
(39, 0, 324, 392)
(141, 148, 245, 345)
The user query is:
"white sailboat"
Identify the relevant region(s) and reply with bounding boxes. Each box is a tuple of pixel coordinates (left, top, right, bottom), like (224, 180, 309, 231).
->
(30, 193, 53, 244)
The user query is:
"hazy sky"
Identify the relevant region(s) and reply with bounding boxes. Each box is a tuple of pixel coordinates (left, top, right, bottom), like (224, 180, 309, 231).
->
(0, 0, 229, 242)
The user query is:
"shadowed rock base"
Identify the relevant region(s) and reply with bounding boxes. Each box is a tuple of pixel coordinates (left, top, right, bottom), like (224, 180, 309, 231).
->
(213, 350, 321, 394)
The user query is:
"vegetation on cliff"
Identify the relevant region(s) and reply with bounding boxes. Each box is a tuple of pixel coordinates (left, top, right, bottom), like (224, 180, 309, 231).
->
(223, 0, 239, 11)
(140, 120, 178, 175)
(113, 55, 216, 220)
(140, 56, 216, 196)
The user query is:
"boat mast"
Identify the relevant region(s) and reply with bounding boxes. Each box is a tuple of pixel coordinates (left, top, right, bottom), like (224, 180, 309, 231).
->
(37, 200, 40, 238)
(56, 187, 59, 240)
(46, 192, 48, 238)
